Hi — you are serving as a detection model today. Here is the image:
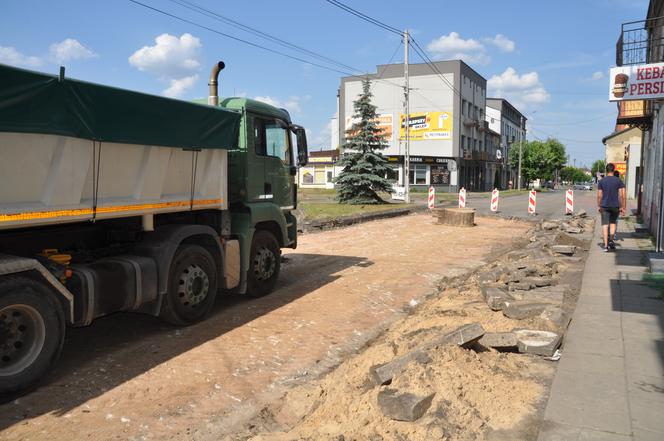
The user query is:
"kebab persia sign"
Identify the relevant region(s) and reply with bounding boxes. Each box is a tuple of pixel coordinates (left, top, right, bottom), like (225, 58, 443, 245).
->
(609, 63, 664, 101)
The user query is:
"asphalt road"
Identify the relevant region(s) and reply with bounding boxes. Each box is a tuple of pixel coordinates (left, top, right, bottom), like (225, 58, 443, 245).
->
(463, 189, 598, 220)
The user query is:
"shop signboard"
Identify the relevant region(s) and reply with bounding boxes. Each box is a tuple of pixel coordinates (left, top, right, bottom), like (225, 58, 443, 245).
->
(609, 62, 664, 101)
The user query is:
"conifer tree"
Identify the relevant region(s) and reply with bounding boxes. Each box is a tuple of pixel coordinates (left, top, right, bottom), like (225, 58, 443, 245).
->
(335, 79, 393, 204)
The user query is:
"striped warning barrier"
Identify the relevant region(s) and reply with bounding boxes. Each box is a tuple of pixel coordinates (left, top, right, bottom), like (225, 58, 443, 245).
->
(528, 190, 537, 214)
(458, 187, 466, 208)
(428, 186, 435, 209)
(490, 188, 499, 212)
(565, 189, 574, 214)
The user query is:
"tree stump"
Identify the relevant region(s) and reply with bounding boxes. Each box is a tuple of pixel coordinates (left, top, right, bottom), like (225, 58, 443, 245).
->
(431, 208, 475, 227)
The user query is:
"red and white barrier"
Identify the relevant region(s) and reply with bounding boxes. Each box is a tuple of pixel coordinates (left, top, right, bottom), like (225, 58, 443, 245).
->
(428, 186, 435, 209)
(458, 187, 466, 208)
(565, 189, 574, 214)
(528, 190, 537, 214)
(490, 188, 499, 212)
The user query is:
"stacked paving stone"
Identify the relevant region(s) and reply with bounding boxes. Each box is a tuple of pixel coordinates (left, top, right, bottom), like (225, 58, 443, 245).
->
(472, 211, 594, 357)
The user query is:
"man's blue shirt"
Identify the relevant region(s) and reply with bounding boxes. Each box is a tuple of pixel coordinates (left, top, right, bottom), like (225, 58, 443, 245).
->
(598, 175, 624, 208)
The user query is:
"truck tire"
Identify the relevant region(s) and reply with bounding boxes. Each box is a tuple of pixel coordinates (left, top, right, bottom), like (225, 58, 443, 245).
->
(0, 277, 65, 398)
(246, 230, 281, 298)
(160, 244, 218, 326)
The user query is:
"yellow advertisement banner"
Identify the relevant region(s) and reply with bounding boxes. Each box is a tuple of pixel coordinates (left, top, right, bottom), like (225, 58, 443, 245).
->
(399, 111, 452, 141)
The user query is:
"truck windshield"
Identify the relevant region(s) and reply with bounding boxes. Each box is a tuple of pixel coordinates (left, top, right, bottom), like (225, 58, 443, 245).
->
(255, 118, 292, 165)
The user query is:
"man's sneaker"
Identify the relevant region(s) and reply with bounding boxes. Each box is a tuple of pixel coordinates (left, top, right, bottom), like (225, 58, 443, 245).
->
(603, 246, 610, 252)
(609, 240, 616, 250)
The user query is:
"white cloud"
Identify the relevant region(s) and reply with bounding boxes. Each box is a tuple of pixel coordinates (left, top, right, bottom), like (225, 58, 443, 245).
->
(129, 33, 201, 78)
(426, 32, 490, 65)
(253, 95, 309, 114)
(591, 71, 605, 80)
(163, 75, 199, 98)
(129, 33, 202, 98)
(488, 67, 550, 110)
(484, 34, 515, 53)
(0, 46, 42, 67)
(312, 118, 334, 148)
(49, 39, 98, 64)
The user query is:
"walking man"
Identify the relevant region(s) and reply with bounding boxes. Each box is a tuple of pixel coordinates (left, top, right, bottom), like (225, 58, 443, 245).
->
(597, 163, 626, 252)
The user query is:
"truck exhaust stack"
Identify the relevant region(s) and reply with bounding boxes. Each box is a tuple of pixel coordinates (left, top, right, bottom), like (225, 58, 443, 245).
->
(208, 61, 225, 106)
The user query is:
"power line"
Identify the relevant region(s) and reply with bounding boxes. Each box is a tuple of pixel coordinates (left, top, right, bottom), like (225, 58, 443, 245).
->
(528, 125, 600, 143)
(166, 0, 359, 74)
(324, 0, 401, 35)
(129, 0, 356, 76)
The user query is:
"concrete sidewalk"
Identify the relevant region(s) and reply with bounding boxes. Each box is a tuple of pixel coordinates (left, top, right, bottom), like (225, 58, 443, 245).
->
(538, 215, 664, 441)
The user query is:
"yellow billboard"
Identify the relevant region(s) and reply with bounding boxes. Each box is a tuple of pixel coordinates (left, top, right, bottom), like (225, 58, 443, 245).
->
(399, 111, 452, 141)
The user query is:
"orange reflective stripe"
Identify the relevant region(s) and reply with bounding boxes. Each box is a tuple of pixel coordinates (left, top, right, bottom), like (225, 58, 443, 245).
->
(0, 198, 222, 222)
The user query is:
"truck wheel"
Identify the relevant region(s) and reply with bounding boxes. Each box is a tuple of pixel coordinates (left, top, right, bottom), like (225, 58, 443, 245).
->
(160, 244, 218, 326)
(246, 230, 281, 298)
(0, 277, 65, 398)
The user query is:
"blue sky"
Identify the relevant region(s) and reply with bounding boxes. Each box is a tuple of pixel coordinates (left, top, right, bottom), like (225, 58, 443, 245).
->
(0, 0, 650, 167)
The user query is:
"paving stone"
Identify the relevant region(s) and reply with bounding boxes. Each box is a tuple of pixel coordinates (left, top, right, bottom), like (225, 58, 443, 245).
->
(564, 226, 583, 234)
(369, 323, 485, 385)
(481, 286, 513, 311)
(513, 329, 562, 356)
(552, 245, 576, 255)
(577, 209, 587, 217)
(377, 389, 435, 422)
(509, 282, 535, 291)
(542, 221, 559, 230)
(503, 301, 550, 319)
(478, 332, 518, 350)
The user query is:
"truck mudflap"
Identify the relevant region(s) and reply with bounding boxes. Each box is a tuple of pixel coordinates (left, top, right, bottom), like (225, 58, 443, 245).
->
(0, 254, 74, 323)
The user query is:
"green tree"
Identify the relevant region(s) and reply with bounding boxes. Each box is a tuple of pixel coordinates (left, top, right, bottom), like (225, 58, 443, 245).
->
(335, 79, 392, 204)
(509, 138, 567, 184)
(560, 166, 587, 183)
(591, 159, 606, 176)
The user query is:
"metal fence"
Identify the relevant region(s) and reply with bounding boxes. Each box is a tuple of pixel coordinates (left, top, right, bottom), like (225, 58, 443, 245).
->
(617, 16, 664, 66)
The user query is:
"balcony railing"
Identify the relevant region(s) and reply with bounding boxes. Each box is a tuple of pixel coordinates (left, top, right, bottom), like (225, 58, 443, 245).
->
(617, 16, 664, 66)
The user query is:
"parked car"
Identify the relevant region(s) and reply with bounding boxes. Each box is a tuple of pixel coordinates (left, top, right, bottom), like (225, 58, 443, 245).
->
(573, 182, 593, 190)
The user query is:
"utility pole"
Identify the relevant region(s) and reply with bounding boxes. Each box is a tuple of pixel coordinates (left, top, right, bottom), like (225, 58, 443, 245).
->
(517, 128, 524, 190)
(403, 29, 410, 204)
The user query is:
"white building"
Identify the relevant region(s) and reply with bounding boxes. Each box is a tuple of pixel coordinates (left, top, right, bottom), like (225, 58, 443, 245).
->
(485, 98, 527, 188)
(338, 60, 490, 191)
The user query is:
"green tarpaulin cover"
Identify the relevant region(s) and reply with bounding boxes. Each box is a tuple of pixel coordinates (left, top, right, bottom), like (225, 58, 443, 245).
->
(0, 63, 240, 149)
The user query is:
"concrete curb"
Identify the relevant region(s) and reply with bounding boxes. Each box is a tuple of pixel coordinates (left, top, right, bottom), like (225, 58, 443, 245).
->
(300, 205, 427, 234)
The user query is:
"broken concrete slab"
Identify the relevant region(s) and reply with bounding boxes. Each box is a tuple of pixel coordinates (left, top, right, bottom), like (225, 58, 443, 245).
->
(503, 301, 550, 320)
(576, 209, 587, 217)
(510, 286, 565, 305)
(542, 221, 559, 230)
(539, 305, 570, 330)
(478, 332, 518, 350)
(513, 329, 562, 357)
(369, 323, 485, 385)
(522, 276, 554, 287)
(477, 269, 503, 285)
(377, 389, 435, 422)
(551, 245, 575, 255)
(508, 282, 535, 291)
(563, 226, 582, 234)
(481, 286, 513, 311)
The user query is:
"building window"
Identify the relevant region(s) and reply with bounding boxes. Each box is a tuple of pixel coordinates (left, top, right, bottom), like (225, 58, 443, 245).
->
(409, 164, 427, 185)
(461, 135, 465, 149)
(314, 168, 326, 184)
(479, 140, 483, 151)
(473, 139, 477, 150)
(462, 99, 467, 116)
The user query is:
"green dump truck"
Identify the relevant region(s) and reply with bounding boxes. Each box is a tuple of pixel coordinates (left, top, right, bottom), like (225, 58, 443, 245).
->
(0, 61, 307, 396)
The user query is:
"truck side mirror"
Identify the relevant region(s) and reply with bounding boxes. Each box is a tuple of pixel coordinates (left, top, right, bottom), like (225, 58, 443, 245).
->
(293, 125, 308, 166)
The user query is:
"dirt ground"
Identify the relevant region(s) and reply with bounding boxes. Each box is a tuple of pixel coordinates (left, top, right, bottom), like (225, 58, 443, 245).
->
(0, 213, 529, 441)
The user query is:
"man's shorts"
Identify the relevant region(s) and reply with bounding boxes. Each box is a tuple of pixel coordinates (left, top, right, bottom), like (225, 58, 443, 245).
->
(601, 207, 620, 225)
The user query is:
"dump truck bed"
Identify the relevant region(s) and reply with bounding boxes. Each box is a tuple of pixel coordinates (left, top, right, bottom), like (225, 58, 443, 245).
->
(0, 64, 241, 230)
